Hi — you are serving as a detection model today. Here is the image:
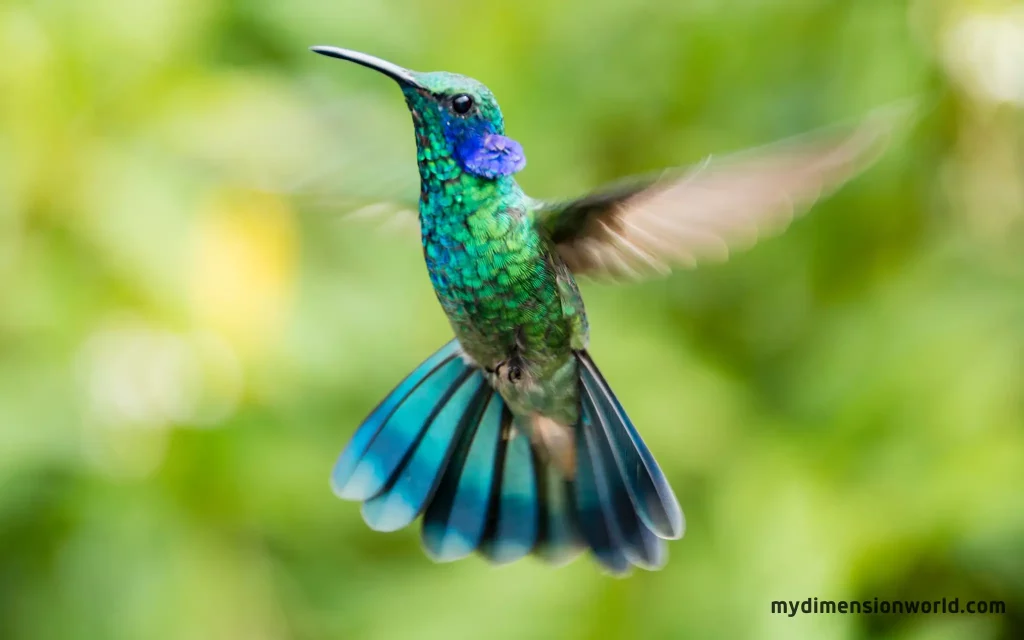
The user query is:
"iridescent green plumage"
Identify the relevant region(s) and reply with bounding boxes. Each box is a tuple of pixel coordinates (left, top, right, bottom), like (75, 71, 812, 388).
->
(311, 45, 901, 573)
(403, 71, 586, 443)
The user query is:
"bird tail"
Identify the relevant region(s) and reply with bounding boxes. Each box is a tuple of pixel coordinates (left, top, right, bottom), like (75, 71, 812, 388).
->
(331, 341, 685, 574)
(569, 350, 685, 573)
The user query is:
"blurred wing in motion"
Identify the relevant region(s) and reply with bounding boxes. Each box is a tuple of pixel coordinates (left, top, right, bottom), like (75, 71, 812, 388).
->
(535, 104, 914, 280)
(232, 87, 422, 238)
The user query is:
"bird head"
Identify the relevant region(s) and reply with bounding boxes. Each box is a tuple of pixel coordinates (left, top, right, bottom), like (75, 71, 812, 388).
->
(311, 46, 526, 180)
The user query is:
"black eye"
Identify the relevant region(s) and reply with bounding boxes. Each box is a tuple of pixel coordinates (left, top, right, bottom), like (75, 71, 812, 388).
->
(451, 94, 474, 114)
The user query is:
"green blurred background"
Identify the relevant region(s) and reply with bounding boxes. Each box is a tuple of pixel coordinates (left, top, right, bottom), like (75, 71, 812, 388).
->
(2, 0, 1023, 638)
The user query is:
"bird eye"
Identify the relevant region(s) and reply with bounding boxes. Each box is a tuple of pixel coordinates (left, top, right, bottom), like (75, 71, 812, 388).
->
(451, 94, 474, 115)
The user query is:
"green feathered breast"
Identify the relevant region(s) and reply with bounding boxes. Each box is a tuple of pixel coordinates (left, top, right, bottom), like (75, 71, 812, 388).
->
(417, 140, 586, 423)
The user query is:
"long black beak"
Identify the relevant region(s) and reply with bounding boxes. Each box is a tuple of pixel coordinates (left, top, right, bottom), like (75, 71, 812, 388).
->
(309, 46, 424, 90)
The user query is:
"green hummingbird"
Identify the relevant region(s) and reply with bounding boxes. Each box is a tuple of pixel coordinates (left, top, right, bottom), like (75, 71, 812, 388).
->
(311, 45, 898, 574)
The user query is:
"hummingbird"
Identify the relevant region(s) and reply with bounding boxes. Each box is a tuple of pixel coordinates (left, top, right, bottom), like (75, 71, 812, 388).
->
(311, 45, 899, 574)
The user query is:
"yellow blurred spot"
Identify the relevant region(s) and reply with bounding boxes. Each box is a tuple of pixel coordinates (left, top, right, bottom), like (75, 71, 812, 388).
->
(190, 189, 298, 355)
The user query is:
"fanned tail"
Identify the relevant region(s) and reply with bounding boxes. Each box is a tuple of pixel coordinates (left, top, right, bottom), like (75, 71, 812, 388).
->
(332, 341, 684, 574)
(574, 350, 684, 574)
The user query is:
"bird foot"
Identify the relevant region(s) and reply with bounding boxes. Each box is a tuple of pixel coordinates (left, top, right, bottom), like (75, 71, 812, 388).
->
(487, 358, 523, 384)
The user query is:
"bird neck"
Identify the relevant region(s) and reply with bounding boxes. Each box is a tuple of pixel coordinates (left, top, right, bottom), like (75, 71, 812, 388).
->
(410, 111, 518, 228)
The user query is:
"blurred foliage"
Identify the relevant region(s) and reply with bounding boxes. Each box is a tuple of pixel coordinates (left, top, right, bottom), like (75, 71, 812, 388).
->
(2, 0, 1024, 639)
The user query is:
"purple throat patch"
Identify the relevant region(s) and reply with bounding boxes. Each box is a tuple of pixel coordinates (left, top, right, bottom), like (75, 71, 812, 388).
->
(458, 133, 527, 178)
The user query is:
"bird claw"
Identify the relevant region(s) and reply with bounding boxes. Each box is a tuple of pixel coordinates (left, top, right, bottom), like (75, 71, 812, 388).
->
(486, 358, 524, 384)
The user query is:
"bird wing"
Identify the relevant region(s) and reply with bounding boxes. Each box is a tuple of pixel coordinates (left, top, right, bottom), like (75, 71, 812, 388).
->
(534, 104, 912, 280)
(227, 90, 423, 238)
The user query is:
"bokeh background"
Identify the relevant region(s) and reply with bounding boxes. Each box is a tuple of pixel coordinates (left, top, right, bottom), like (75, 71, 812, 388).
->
(2, 0, 1024, 638)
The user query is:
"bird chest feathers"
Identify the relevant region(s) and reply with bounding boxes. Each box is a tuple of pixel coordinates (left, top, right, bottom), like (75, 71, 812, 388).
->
(421, 200, 567, 356)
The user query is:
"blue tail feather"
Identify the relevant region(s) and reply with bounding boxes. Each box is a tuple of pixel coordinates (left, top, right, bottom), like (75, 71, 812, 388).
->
(534, 463, 584, 566)
(580, 379, 667, 570)
(578, 352, 685, 540)
(575, 398, 631, 575)
(361, 371, 485, 532)
(478, 414, 539, 565)
(421, 391, 505, 561)
(332, 340, 461, 500)
(332, 341, 683, 573)
(337, 356, 469, 501)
